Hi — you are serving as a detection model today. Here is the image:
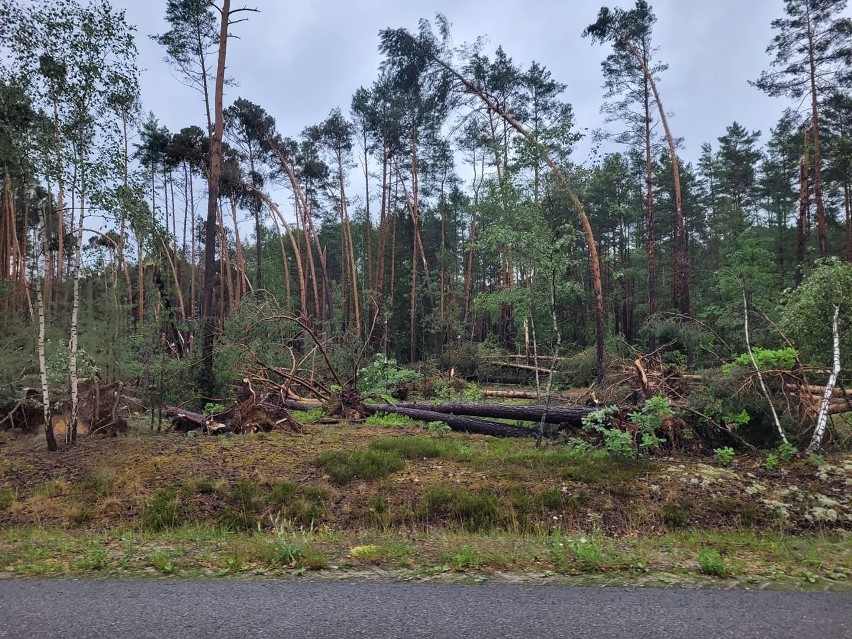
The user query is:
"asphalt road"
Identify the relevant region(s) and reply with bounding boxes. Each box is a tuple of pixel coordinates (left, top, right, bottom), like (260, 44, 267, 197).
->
(0, 579, 849, 638)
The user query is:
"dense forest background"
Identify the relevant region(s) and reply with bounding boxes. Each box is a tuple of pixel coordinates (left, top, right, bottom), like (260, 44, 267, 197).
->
(0, 0, 850, 451)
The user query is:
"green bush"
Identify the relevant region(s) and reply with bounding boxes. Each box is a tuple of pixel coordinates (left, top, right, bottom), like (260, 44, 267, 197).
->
(777, 442, 797, 462)
(317, 449, 406, 485)
(713, 447, 735, 466)
(721, 347, 798, 375)
(696, 548, 730, 577)
(357, 355, 422, 397)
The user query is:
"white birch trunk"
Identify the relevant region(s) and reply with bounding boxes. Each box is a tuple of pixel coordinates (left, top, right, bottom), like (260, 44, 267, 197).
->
(37, 203, 57, 451)
(68, 193, 84, 443)
(742, 290, 787, 445)
(808, 304, 841, 452)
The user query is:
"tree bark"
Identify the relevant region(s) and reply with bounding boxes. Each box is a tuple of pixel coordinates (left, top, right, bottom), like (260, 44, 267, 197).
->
(200, 0, 231, 398)
(364, 404, 538, 438)
(388, 401, 596, 427)
(796, 128, 811, 286)
(808, 305, 840, 452)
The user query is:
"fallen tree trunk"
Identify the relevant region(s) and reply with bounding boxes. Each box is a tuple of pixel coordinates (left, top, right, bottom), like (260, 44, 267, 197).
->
(391, 400, 598, 426)
(363, 404, 537, 438)
(481, 389, 541, 400)
(491, 361, 551, 374)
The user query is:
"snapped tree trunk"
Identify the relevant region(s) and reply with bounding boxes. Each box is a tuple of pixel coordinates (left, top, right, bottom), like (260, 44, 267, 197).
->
(808, 305, 841, 452)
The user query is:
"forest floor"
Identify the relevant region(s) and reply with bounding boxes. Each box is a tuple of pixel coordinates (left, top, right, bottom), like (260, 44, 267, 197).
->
(0, 415, 849, 589)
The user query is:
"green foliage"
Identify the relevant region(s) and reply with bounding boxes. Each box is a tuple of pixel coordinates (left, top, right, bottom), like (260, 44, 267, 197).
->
(291, 408, 324, 424)
(364, 413, 418, 427)
(203, 402, 226, 415)
(357, 355, 423, 397)
(148, 550, 175, 574)
(777, 442, 797, 462)
(764, 453, 779, 470)
(141, 488, 182, 532)
(72, 542, 108, 571)
(722, 348, 797, 375)
(696, 548, 730, 577)
(722, 410, 750, 429)
(317, 449, 406, 485)
(782, 259, 852, 369)
(713, 447, 735, 466)
(427, 421, 452, 437)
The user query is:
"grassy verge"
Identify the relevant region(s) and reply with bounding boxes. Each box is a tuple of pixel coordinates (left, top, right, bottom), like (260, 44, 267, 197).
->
(0, 526, 848, 589)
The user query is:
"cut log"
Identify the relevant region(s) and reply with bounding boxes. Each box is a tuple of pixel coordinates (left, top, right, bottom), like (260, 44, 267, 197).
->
(390, 400, 598, 426)
(363, 404, 536, 438)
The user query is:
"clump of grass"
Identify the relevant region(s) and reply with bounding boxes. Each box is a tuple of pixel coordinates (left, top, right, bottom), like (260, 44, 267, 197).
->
(267, 482, 330, 529)
(141, 488, 182, 532)
(364, 413, 418, 427)
(369, 436, 454, 459)
(709, 495, 759, 528)
(442, 544, 482, 571)
(696, 548, 730, 577)
(662, 501, 695, 529)
(418, 486, 499, 532)
(219, 480, 264, 531)
(0, 487, 15, 510)
(349, 543, 412, 566)
(570, 537, 604, 572)
(317, 450, 405, 485)
(148, 550, 175, 574)
(67, 506, 92, 527)
(72, 542, 108, 571)
(560, 455, 650, 486)
(189, 476, 217, 494)
(291, 408, 324, 424)
(32, 479, 64, 498)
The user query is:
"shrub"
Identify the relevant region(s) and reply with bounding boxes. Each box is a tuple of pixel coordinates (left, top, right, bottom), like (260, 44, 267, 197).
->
(696, 548, 729, 577)
(317, 449, 405, 485)
(713, 447, 735, 466)
(777, 442, 797, 462)
(357, 355, 422, 398)
(764, 453, 779, 470)
(721, 347, 798, 375)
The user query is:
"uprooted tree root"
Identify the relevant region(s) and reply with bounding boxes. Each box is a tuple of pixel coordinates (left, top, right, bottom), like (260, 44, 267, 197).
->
(1, 381, 131, 437)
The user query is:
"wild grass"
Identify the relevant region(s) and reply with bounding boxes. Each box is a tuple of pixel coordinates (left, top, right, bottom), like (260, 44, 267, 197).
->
(317, 449, 406, 484)
(0, 526, 847, 587)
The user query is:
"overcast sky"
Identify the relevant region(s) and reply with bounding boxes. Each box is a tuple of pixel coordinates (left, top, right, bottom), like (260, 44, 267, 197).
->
(114, 0, 846, 168)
